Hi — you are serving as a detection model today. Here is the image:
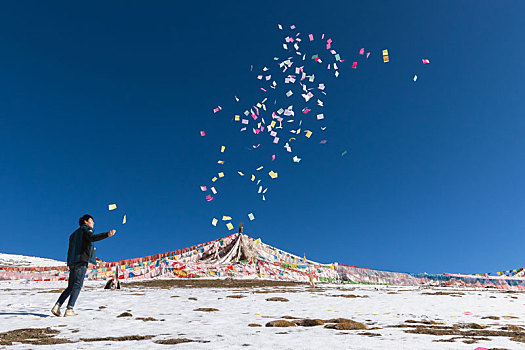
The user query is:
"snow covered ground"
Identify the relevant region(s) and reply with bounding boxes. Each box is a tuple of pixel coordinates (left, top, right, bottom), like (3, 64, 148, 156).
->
(0, 279, 523, 349)
(0, 253, 65, 268)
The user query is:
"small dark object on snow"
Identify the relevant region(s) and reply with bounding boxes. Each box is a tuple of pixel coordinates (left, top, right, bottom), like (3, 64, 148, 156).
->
(104, 266, 121, 289)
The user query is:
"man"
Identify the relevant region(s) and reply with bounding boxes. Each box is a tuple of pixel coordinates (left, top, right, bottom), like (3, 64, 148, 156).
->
(51, 214, 116, 317)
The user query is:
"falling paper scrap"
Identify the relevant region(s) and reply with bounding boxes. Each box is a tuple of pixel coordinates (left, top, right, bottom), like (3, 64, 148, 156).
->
(422, 59, 430, 64)
(108, 204, 117, 211)
(122, 215, 126, 224)
(248, 213, 255, 221)
(200, 131, 205, 137)
(211, 218, 218, 226)
(222, 216, 232, 221)
(226, 222, 234, 230)
(198, 26, 430, 221)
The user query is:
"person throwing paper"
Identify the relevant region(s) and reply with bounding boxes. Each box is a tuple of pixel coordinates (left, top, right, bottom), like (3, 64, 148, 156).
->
(52, 214, 116, 317)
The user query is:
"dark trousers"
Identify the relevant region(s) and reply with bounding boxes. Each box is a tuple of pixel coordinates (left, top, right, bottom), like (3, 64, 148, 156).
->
(56, 262, 88, 308)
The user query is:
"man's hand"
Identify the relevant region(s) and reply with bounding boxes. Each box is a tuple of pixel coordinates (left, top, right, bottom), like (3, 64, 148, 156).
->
(108, 230, 116, 237)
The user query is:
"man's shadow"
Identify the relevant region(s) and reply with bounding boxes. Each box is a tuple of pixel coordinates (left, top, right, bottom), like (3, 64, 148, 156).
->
(0, 312, 50, 318)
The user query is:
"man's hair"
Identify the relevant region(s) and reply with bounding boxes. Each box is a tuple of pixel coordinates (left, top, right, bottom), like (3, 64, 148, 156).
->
(79, 214, 93, 226)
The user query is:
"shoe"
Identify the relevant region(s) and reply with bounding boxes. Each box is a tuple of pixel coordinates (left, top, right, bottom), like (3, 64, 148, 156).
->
(51, 304, 61, 317)
(64, 308, 78, 317)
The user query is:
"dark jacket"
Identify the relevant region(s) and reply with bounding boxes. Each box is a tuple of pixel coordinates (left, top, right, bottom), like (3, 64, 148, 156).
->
(67, 225, 109, 266)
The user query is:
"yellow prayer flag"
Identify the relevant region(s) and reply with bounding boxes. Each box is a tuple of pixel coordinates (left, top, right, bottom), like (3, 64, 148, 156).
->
(217, 160, 224, 164)
(218, 172, 224, 178)
(382, 49, 388, 56)
(383, 56, 389, 63)
(251, 174, 255, 181)
(222, 216, 232, 221)
(305, 130, 312, 138)
(234, 115, 240, 121)
(256, 166, 263, 171)
(122, 215, 126, 224)
(269, 171, 278, 179)
(270, 121, 276, 128)
(212, 177, 217, 182)
(238, 171, 244, 176)
(226, 222, 234, 230)
(220, 145, 225, 153)
(108, 204, 117, 211)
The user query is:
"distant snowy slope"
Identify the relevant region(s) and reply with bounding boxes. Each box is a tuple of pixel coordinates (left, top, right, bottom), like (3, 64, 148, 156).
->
(0, 253, 65, 267)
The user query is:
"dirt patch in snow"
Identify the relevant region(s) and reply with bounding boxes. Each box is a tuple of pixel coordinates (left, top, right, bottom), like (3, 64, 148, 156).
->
(295, 319, 325, 327)
(80, 335, 154, 342)
(37, 288, 65, 293)
(266, 320, 297, 327)
(324, 320, 367, 330)
(358, 332, 381, 337)
(136, 317, 158, 322)
(154, 338, 194, 344)
(421, 291, 464, 296)
(194, 308, 219, 312)
(400, 322, 525, 343)
(0, 328, 73, 345)
(331, 294, 369, 298)
(117, 312, 133, 318)
(266, 297, 289, 302)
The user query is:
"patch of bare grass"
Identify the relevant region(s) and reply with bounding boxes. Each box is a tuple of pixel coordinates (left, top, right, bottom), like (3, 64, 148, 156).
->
(135, 317, 158, 322)
(266, 297, 289, 302)
(0, 328, 73, 345)
(80, 335, 154, 342)
(193, 308, 219, 312)
(265, 320, 296, 327)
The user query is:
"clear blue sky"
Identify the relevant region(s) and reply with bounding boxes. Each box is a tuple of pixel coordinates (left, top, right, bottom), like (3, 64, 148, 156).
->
(0, 1, 523, 275)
